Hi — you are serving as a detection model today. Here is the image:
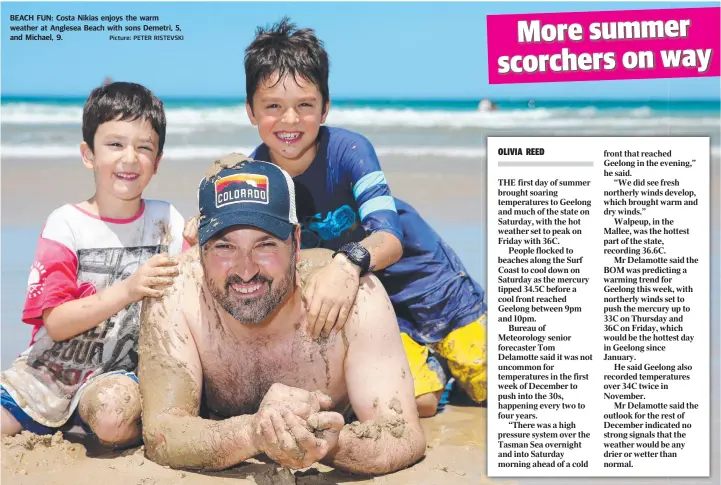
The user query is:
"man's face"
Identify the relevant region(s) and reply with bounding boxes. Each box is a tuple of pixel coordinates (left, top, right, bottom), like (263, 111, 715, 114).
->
(201, 225, 297, 325)
(246, 72, 329, 168)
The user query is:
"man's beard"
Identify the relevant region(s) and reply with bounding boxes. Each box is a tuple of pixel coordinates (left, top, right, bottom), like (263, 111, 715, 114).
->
(206, 256, 296, 325)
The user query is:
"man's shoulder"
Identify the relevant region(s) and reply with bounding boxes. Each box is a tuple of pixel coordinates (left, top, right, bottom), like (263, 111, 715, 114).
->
(177, 244, 201, 268)
(355, 273, 389, 302)
(145, 246, 202, 324)
(347, 273, 395, 333)
(173, 245, 202, 289)
(176, 246, 205, 303)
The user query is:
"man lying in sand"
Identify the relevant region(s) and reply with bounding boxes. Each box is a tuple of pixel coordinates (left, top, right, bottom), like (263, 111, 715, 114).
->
(137, 155, 426, 474)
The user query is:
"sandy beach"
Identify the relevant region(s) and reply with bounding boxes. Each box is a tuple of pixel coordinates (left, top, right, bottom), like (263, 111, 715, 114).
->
(2, 405, 497, 485)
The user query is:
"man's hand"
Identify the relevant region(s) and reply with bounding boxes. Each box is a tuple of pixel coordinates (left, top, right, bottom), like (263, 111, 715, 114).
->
(308, 411, 344, 452)
(303, 255, 360, 339)
(254, 405, 341, 469)
(183, 216, 199, 246)
(258, 383, 333, 419)
(253, 384, 341, 469)
(122, 253, 179, 301)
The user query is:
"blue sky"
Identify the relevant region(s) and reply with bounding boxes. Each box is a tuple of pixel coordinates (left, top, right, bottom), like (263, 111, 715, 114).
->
(2, 1, 719, 99)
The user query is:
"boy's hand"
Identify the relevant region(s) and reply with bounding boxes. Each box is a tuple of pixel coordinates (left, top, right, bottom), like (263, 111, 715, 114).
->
(304, 255, 360, 339)
(123, 253, 179, 301)
(183, 216, 199, 246)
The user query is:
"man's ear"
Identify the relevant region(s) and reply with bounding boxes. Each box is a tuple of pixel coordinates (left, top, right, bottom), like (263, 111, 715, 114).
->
(80, 142, 95, 170)
(293, 224, 303, 287)
(293, 224, 302, 254)
(153, 152, 163, 174)
(245, 99, 258, 126)
(321, 98, 331, 124)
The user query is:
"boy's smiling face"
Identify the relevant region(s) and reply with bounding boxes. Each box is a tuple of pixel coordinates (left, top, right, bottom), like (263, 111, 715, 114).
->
(81, 117, 161, 203)
(246, 72, 329, 174)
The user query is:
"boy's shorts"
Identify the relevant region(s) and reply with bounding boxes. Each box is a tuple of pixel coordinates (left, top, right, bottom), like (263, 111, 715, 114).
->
(1, 371, 138, 436)
(401, 313, 487, 403)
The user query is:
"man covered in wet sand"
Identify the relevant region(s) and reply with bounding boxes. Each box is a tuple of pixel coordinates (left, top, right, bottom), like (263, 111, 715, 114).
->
(137, 155, 425, 475)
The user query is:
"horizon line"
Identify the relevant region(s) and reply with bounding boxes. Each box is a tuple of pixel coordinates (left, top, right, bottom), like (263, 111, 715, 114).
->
(2, 93, 720, 102)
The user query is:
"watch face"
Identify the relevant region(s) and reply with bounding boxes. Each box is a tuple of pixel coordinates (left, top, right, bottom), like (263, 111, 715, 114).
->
(349, 246, 365, 261)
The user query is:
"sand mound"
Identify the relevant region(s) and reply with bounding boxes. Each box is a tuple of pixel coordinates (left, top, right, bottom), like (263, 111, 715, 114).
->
(2, 430, 84, 476)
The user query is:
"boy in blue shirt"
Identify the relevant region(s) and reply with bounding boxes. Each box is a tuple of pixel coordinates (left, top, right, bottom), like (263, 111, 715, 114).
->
(243, 18, 487, 416)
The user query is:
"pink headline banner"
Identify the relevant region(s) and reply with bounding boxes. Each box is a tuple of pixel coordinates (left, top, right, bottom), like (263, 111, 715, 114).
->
(486, 7, 720, 84)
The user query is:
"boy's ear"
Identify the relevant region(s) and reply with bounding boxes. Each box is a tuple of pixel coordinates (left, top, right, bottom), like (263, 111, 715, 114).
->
(321, 99, 331, 124)
(80, 142, 95, 170)
(245, 99, 258, 126)
(153, 153, 163, 174)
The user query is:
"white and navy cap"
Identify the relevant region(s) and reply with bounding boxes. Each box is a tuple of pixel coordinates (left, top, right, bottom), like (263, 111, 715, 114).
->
(197, 154, 298, 246)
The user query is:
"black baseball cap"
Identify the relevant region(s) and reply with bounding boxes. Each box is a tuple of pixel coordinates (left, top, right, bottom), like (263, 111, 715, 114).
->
(197, 154, 298, 246)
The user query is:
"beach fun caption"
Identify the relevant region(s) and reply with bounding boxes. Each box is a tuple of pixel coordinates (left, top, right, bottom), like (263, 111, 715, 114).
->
(486, 137, 710, 477)
(7, 13, 184, 42)
(486, 7, 719, 83)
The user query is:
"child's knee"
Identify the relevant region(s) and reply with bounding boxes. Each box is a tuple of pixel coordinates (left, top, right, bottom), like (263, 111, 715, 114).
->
(416, 390, 444, 418)
(1, 407, 23, 436)
(79, 375, 141, 447)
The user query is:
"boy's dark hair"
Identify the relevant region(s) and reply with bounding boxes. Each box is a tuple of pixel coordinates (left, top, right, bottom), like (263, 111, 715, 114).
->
(82, 81, 166, 154)
(244, 17, 330, 113)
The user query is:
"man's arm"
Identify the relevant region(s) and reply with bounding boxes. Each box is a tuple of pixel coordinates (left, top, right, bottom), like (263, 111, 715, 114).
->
(322, 275, 426, 475)
(138, 250, 260, 471)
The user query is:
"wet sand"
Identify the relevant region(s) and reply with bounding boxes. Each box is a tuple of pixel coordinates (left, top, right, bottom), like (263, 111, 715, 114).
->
(1, 406, 501, 485)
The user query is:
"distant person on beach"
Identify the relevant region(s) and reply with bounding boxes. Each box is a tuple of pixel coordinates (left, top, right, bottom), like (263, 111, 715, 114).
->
(138, 156, 425, 474)
(477, 99, 498, 111)
(241, 18, 488, 416)
(1, 82, 189, 447)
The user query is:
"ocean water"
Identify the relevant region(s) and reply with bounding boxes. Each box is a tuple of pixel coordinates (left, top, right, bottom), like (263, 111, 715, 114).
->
(1, 96, 719, 160)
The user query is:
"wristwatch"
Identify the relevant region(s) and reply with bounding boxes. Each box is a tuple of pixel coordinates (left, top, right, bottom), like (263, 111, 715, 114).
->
(333, 242, 372, 276)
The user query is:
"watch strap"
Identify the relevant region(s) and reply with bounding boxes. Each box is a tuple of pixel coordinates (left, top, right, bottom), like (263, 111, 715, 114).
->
(333, 242, 371, 276)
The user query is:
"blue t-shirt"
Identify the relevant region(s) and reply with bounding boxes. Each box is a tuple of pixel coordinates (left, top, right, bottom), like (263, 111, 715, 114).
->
(251, 126, 486, 344)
